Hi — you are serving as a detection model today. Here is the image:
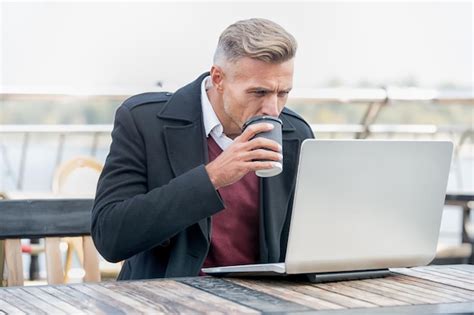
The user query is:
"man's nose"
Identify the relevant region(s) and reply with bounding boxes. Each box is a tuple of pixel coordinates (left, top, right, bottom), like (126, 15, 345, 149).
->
(261, 94, 280, 117)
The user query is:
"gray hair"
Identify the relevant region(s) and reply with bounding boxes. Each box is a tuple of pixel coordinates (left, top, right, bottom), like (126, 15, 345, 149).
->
(213, 18, 297, 64)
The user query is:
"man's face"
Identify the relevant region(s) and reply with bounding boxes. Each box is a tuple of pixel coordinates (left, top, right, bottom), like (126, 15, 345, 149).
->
(212, 57, 294, 137)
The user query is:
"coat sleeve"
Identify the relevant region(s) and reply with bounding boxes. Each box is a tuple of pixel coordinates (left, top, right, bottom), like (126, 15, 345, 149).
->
(91, 105, 223, 262)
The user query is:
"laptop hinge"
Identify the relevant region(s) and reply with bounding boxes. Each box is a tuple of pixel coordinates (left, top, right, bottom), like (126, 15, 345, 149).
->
(304, 269, 391, 283)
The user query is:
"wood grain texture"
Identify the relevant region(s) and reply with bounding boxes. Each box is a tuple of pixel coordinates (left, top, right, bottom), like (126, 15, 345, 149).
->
(432, 266, 473, 278)
(308, 280, 409, 307)
(4, 240, 23, 287)
(412, 268, 474, 284)
(64, 237, 84, 283)
(272, 280, 377, 308)
(145, 279, 259, 313)
(231, 278, 345, 310)
(73, 284, 151, 314)
(0, 290, 26, 315)
(0, 265, 473, 314)
(82, 236, 100, 283)
(0, 199, 93, 239)
(393, 267, 474, 290)
(101, 281, 200, 314)
(13, 288, 67, 314)
(0, 289, 48, 315)
(342, 278, 440, 304)
(178, 277, 312, 313)
(380, 276, 467, 302)
(44, 237, 64, 285)
(447, 265, 474, 273)
(363, 278, 460, 303)
(43, 285, 119, 315)
(393, 274, 474, 300)
(22, 286, 85, 314)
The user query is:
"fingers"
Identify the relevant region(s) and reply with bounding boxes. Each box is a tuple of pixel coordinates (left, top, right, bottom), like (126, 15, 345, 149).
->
(242, 149, 282, 163)
(245, 137, 282, 153)
(247, 161, 281, 172)
(205, 122, 282, 189)
(237, 123, 274, 143)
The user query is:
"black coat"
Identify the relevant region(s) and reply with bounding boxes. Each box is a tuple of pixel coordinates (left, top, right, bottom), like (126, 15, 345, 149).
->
(91, 73, 314, 280)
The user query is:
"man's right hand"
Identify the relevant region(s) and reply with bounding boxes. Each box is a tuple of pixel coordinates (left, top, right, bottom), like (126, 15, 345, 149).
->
(205, 123, 283, 190)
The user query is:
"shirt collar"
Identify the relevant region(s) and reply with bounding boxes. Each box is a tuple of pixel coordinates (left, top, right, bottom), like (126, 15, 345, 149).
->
(201, 76, 224, 138)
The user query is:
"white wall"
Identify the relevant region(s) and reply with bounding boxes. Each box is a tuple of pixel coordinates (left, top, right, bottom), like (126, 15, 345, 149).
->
(1, 1, 472, 94)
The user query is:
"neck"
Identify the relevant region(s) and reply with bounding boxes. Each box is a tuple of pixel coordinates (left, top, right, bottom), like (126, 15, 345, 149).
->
(207, 87, 241, 139)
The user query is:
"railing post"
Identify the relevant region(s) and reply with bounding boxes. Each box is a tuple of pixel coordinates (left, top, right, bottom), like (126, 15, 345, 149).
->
(55, 133, 66, 170)
(90, 132, 99, 158)
(356, 94, 389, 139)
(17, 133, 30, 190)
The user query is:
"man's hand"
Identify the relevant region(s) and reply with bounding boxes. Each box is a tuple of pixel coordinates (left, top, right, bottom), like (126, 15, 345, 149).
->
(205, 123, 283, 189)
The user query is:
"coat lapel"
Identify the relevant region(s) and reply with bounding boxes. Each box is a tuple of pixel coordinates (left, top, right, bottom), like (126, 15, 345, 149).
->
(163, 123, 207, 178)
(157, 73, 211, 243)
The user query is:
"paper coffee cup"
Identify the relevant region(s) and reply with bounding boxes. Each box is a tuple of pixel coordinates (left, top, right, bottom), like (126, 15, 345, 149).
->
(242, 116, 283, 177)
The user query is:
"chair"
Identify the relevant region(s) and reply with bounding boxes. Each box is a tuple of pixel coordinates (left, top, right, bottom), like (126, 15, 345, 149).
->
(52, 156, 121, 281)
(51, 156, 102, 282)
(0, 199, 100, 286)
(52, 156, 103, 196)
(433, 196, 474, 265)
(434, 243, 472, 264)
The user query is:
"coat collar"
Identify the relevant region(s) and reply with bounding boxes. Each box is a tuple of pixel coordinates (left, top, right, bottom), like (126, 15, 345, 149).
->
(156, 73, 207, 123)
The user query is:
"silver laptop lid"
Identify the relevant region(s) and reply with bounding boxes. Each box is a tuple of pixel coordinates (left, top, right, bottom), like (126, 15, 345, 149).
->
(285, 139, 453, 274)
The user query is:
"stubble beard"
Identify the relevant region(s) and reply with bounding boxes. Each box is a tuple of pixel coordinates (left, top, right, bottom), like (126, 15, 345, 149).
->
(222, 101, 244, 138)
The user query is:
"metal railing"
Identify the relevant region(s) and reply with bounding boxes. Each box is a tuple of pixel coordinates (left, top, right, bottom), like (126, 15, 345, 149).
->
(1, 88, 473, 191)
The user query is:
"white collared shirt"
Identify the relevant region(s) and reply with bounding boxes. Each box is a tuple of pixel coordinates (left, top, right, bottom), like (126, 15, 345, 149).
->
(201, 76, 234, 150)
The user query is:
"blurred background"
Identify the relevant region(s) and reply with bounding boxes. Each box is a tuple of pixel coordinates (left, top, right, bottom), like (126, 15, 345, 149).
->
(1, 1, 473, 282)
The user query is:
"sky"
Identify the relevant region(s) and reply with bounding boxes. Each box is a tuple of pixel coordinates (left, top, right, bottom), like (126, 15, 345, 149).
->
(1, 1, 472, 94)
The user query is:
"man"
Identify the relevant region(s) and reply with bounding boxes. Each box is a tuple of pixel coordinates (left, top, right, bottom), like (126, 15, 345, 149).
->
(91, 18, 314, 280)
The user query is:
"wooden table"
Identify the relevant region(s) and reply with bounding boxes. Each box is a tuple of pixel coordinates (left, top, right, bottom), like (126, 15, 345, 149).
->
(0, 265, 472, 314)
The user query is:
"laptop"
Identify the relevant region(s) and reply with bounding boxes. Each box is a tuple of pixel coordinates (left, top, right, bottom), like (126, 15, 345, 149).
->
(202, 139, 454, 282)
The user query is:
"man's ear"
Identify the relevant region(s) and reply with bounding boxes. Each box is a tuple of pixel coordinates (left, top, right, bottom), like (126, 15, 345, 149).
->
(210, 65, 224, 92)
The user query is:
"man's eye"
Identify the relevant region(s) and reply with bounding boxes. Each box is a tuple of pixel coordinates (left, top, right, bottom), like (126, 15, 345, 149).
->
(278, 91, 290, 97)
(253, 90, 267, 96)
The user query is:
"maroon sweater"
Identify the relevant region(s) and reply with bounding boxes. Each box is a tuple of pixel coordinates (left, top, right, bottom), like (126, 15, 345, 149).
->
(201, 137, 260, 271)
